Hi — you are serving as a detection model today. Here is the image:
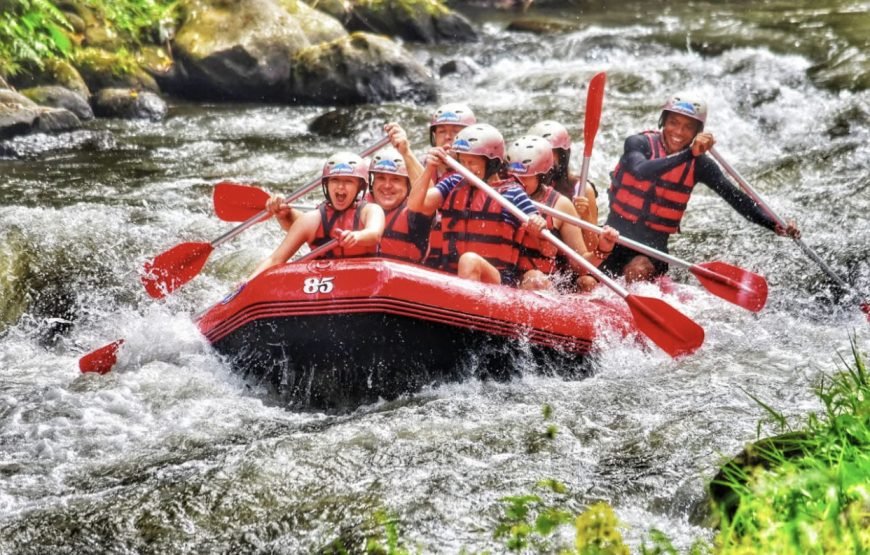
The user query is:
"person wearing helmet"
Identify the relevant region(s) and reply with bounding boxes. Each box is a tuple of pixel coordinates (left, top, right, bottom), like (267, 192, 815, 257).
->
(528, 120, 600, 253)
(408, 124, 548, 286)
(368, 146, 433, 263)
(506, 135, 619, 291)
(603, 93, 800, 282)
(245, 152, 385, 282)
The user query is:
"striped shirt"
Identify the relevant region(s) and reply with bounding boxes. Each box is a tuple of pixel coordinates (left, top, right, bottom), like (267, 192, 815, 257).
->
(434, 173, 537, 227)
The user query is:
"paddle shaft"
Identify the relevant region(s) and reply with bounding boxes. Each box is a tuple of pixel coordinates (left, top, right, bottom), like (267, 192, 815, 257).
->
(443, 158, 630, 298)
(532, 201, 690, 270)
(710, 147, 852, 291)
(209, 136, 391, 251)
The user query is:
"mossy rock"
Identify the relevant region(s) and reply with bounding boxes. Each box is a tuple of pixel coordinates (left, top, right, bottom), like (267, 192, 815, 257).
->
(0, 229, 35, 332)
(170, 0, 347, 100)
(73, 47, 160, 93)
(58, 0, 123, 50)
(8, 59, 90, 100)
(311, 0, 477, 43)
(91, 88, 167, 121)
(289, 32, 437, 104)
(21, 86, 94, 120)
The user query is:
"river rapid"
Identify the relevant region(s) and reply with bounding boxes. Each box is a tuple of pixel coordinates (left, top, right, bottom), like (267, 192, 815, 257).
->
(1, 1, 869, 552)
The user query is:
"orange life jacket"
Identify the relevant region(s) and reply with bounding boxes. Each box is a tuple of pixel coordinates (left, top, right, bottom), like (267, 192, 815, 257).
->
(440, 178, 521, 274)
(378, 200, 427, 263)
(312, 200, 374, 258)
(517, 186, 561, 273)
(609, 131, 696, 234)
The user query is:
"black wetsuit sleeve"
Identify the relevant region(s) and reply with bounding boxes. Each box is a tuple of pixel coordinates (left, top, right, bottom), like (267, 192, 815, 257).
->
(621, 134, 695, 180)
(695, 156, 778, 231)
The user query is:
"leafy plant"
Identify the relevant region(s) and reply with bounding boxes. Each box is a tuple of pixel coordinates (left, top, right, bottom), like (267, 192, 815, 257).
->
(0, 0, 72, 75)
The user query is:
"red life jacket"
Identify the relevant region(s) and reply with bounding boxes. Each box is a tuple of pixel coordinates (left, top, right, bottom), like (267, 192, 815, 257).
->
(378, 200, 427, 263)
(312, 200, 374, 258)
(423, 213, 444, 269)
(609, 131, 696, 234)
(440, 177, 521, 274)
(517, 186, 561, 273)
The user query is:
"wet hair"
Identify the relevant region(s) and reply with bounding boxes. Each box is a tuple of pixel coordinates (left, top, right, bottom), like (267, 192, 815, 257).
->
(550, 148, 573, 198)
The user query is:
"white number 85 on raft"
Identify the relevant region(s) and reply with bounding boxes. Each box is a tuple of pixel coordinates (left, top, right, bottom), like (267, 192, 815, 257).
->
(303, 276, 335, 294)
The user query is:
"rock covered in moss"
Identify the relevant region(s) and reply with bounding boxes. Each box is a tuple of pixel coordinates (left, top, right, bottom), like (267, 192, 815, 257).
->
(312, 0, 477, 43)
(9, 59, 91, 100)
(21, 86, 94, 121)
(289, 32, 436, 104)
(169, 0, 348, 100)
(91, 88, 168, 120)
(73, 48, 160, 93)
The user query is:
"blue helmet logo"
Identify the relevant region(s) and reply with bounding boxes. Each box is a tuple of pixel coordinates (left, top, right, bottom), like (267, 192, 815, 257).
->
(674, 100, 697, 115)
(373, 159, 399, 172)
(508, 161, 528, 173)
(329, 162, 355, 175)
(435, 111, 460, 124)
(453, 138, 471, 152)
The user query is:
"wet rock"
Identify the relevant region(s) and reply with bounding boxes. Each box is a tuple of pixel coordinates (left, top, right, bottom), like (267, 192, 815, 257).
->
(8, 59, 91, 100)
(289, 32, 437, 104)
(169, 0, 347, 100)
(308, 106, 382, 136)
(438, 58, 475, 78)
(0, 91, 82, 140)
(808, 46, 870, 93)
(73, 47, 160, 93)
(312, 0, 477, 43)
(91, 88, 168, 120)
(507, 16, 582, 34)
(21, 86, 94, 121)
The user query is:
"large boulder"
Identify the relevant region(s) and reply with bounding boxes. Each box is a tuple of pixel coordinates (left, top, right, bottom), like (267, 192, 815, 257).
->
(0, 89, 82, 139)
(289, 32, 437, 104)
(73, 47, 161, 93)
(169, 0, 347, 100)
(21, 86, 94, 121)
(8, 58, 91, 99)
(91, 88, 168, 120)
(311, 0, 477, 43)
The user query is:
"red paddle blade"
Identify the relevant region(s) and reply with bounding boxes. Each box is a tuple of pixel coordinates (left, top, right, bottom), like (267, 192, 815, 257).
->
(213, 181, 270, 222)
(690, 261, 769, 312)
(583, 72, 606, 157)
(140, 242, 214, 299)
(79, 339, 124, 374)
(626, 295, 705, 357)
(861, 302, 870, 322)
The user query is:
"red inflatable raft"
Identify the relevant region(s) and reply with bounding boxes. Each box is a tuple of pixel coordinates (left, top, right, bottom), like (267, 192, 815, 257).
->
(196, 258, 632, 410)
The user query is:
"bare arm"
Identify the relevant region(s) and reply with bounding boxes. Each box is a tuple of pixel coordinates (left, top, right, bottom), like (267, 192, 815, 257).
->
(385, 122, 425, 184)
(335, 203, 385, 248)
(407, 148, 447, 216)
(246, 210, 320, 281)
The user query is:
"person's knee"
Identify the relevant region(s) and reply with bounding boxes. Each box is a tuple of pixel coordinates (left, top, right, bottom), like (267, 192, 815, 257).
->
(578, 274, 598, 292)
(623, 255, 656, 282)
(457, 252, 481, 279)
(520, 270, 551, 290)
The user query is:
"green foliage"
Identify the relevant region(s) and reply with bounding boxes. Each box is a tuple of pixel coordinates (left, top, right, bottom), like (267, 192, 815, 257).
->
(0, 0, 72, 75)
(0, 0, 177, 78)
(364, 509, 416, 555)
(714, 335, 870, 555)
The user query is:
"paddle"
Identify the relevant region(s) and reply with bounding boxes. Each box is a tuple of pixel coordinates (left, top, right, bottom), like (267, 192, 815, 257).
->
(213, 182, 316, 222)
(574, 71, 606, 198)
(710, 147, 870, 319)
(443, 156, 704, 357)
(80, 239, 340, 374)
(140, 136, 391, 299)
(532, 201, 768, 312)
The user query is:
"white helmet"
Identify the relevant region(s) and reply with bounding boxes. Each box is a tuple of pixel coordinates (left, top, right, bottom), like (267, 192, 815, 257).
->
(506, 135, 554, 177)
(528, 120, 571, 150)
(321, 151, 368, 203)
(659, 93, 708, 130)
(429, 103, 476, 146)
(451, 123, 505, 161)
(369, 147, 409, 191)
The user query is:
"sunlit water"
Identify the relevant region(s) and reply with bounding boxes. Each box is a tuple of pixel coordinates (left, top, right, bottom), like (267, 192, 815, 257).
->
(1, 3, 869, 552)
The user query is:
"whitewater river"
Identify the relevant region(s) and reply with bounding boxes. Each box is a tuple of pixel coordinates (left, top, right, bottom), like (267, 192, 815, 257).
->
(1, 1, 868, 552)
